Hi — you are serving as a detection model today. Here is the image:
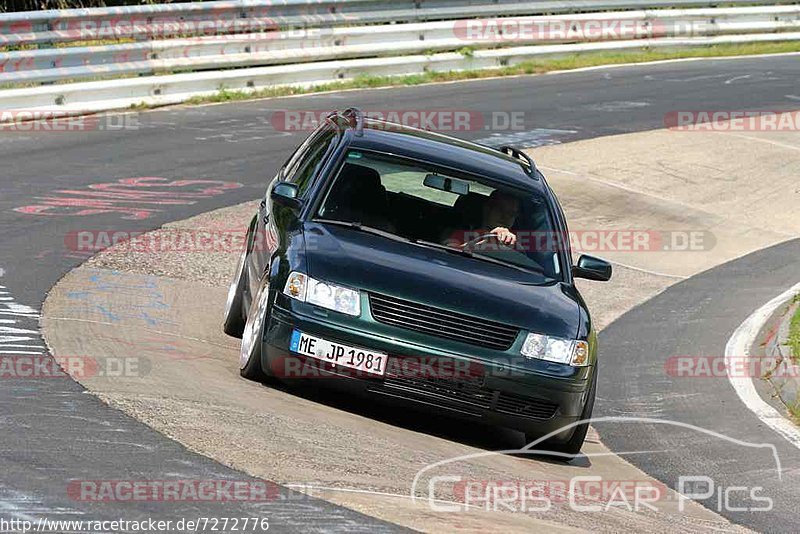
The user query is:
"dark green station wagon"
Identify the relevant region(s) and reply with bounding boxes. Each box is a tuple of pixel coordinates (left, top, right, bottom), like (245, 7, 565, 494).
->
(224, 108, 612, 456)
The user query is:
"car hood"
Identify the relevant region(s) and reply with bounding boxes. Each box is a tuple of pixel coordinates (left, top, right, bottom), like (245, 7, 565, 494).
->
(303, 222, 581, 339)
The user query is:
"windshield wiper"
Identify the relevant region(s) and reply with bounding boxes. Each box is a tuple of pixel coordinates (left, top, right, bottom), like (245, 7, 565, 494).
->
(412, 239, 547, 276)
(313, 219, 410, 244)
(412, 239, 474, 258)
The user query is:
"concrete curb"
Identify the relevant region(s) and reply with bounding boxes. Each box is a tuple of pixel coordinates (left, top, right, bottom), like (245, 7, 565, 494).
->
(761, 296, 800, 418)
(725, 282, 800, 452)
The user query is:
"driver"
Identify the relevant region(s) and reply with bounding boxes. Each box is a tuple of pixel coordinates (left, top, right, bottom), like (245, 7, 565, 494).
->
(443, 189, 520, 248)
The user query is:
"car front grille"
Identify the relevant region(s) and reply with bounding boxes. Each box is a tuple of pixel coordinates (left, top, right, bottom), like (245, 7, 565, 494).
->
(382, 374, 494, 410)
(378, 373, 558, 421)
(495, 392, 559, 420)
(368, 293, 519, 350)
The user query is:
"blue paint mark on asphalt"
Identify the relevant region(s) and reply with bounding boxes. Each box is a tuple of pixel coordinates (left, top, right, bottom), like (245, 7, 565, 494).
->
(94, 305, 121, 322)
(67, 270, 177, 327)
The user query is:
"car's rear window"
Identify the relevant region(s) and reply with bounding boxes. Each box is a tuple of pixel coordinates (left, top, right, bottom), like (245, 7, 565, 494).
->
(360, 154, 495, 207)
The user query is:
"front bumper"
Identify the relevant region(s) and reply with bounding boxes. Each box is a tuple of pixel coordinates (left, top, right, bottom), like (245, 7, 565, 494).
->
(262, 299, 593, 440)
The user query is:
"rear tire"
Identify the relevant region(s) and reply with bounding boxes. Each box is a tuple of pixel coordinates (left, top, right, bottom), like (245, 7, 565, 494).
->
(527, 368, 597, 458)
(223, 246, 249, 338)
(239, 281, 270, 381)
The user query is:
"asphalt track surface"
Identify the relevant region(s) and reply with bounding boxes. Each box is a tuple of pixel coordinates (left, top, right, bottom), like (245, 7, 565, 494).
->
(597, 238, 800, 533)
(0, 54, 798, 531)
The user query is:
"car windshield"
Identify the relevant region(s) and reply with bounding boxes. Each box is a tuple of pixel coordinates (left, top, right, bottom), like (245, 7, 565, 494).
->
(316, 149, 562, 279)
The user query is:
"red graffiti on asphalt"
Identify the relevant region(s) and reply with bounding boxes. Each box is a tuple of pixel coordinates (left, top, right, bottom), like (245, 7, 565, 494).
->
(14, 177, 244, 220)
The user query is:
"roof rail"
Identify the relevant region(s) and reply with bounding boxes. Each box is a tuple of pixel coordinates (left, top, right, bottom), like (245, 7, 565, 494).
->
(325, 108, 365, 136)
(498, 145, 538, 179)
(343, 107, 365, 136)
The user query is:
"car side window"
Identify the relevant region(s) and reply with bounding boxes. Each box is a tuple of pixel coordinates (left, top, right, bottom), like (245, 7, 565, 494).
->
(282, 126, 337, 197)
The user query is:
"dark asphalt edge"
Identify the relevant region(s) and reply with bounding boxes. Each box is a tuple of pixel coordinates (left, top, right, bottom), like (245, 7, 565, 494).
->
(596, 237, 800, 533)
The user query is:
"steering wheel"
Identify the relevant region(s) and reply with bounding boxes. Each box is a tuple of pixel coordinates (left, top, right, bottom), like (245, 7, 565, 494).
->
(463, 232, 506, 252)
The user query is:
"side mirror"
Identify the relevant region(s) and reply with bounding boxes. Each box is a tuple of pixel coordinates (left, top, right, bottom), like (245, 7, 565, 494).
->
(573, 255, 612, 282)
(270, 182, 301, 212)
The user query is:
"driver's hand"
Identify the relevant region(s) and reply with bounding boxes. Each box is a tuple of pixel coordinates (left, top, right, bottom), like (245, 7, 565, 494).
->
(490, 227, 517, 246)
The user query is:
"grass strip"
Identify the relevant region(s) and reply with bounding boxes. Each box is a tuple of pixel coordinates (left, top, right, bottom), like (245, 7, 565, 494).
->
(178, 41, 800, 106)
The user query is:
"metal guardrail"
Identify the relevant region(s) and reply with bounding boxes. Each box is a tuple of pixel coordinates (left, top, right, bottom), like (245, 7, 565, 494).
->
(0, 0, 790, 39)
(2, 6, 799, 84)
(0, 1, 797, 114)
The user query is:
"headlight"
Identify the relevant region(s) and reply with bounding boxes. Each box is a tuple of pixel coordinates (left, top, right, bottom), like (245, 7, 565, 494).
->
(283, 271, 361, 316)
(521, 333, 589, 366)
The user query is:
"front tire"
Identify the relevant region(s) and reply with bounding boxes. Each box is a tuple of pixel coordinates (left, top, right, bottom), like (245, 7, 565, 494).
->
(239, 281, 270, 381)
(223, 246, 249, 338)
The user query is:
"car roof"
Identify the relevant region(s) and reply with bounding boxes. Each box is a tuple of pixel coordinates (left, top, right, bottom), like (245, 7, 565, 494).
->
(346, 119, 546, 193)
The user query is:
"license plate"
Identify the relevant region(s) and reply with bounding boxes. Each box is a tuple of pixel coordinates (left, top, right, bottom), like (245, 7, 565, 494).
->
(289, 329, 388, 376)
